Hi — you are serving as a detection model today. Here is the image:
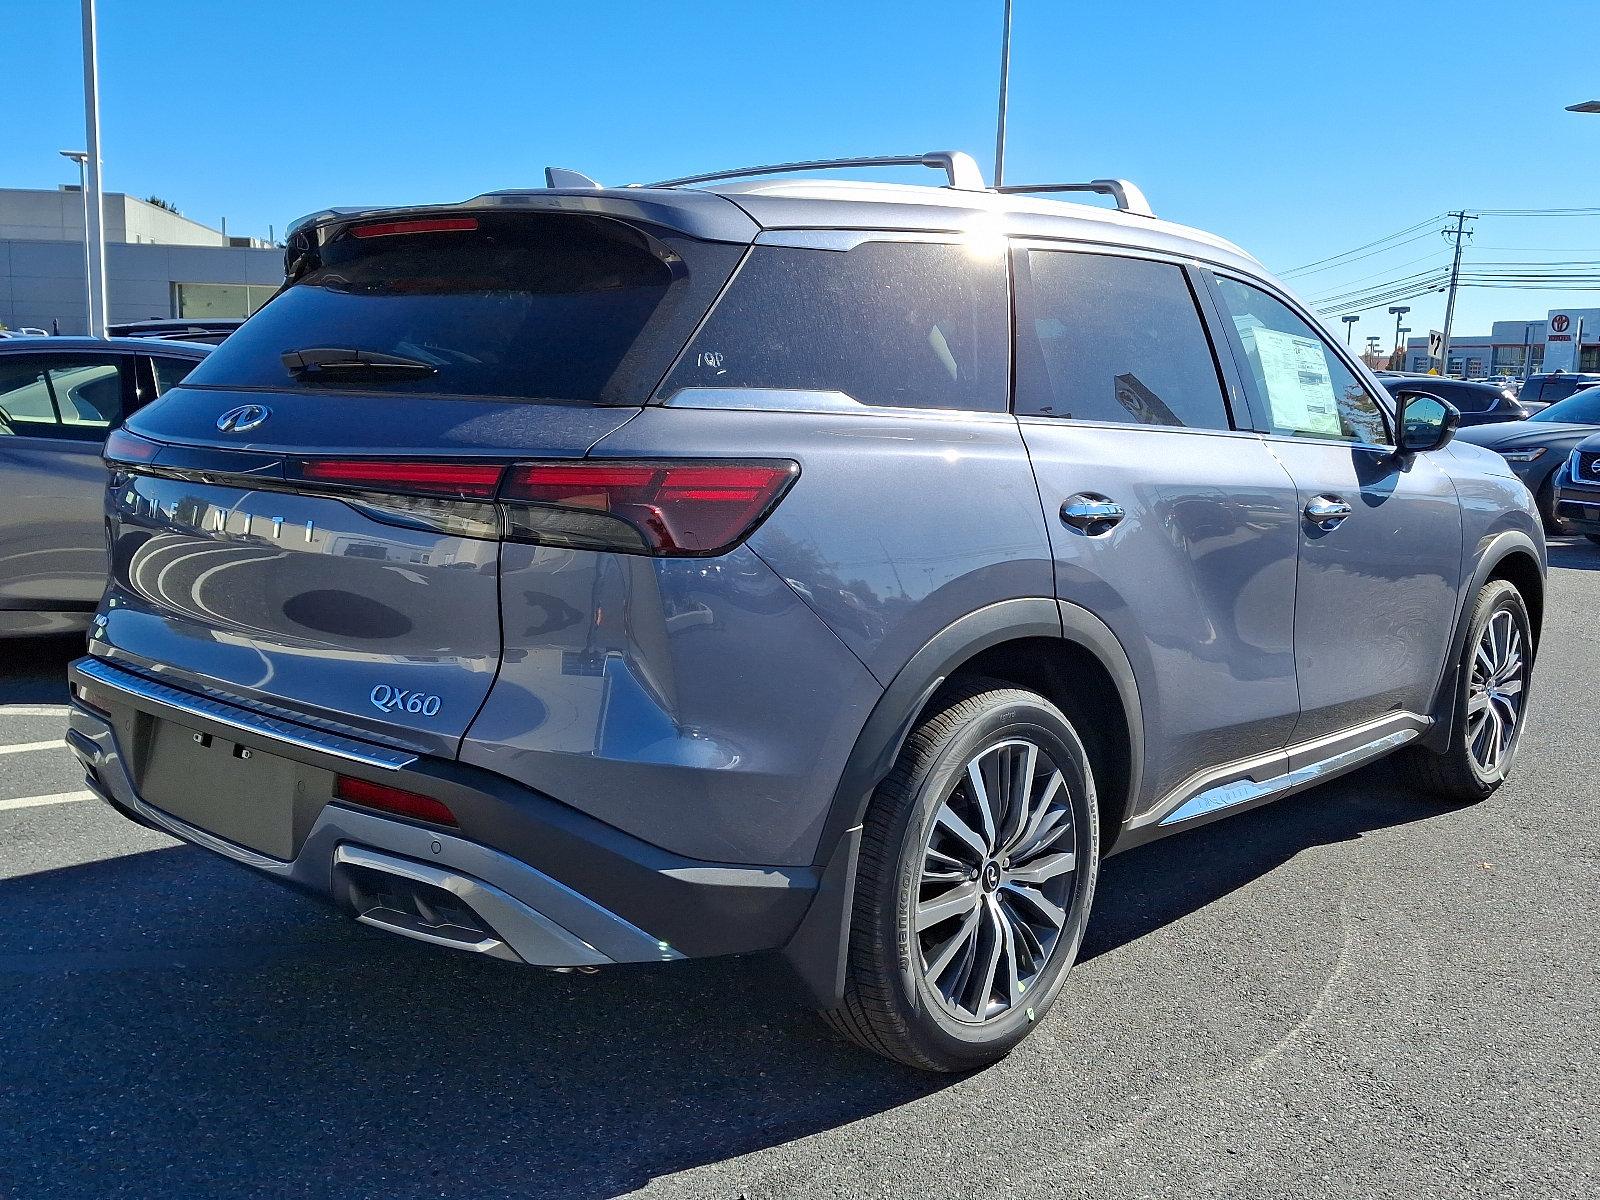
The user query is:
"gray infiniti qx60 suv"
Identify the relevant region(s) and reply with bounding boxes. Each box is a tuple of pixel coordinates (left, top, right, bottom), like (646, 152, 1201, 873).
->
(68, 151, 1545, 1071)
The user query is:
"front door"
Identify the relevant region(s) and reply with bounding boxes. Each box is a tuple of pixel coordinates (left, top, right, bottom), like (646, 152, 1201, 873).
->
(1205, 273, 1464, 745)
(1012, 247, 1303, 815)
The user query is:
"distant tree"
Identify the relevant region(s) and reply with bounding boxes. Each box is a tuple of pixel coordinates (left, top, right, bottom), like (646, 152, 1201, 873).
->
(144, 195, 181, 214)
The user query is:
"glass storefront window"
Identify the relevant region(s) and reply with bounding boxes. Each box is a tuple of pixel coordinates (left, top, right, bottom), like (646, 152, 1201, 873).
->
(174, 283, 278, 319)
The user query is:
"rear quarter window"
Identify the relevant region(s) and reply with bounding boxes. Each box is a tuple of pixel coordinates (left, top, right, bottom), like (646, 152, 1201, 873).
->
(659, 240, 1010, 412)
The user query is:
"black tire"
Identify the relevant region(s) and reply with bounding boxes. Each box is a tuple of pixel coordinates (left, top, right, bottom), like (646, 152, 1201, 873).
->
(1395, 579, 1532, 804)
(819, 678, 1099, 1072)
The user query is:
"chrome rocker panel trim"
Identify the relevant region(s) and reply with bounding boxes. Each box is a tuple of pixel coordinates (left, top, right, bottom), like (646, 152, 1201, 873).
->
(1133, 712, 1431, 834)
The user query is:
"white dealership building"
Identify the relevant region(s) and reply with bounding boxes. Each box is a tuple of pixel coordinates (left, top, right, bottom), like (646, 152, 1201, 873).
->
(0, 186, 280, 334)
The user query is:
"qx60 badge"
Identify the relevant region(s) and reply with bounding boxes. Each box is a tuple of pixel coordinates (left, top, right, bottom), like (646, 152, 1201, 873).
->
(370, 684, 443, 717)
(216, 404, 271, 433)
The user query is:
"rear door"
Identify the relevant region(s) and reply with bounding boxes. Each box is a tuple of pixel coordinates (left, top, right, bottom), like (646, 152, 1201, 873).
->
(0, 348, 136, 616)
(1203, 272, 1463, 746)
(100, 208, 743, 757)
(1012, 246, 1303, 818)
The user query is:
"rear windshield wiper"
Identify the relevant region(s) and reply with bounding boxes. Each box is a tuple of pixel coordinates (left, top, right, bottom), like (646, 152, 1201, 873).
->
(281, 347, 438, 380)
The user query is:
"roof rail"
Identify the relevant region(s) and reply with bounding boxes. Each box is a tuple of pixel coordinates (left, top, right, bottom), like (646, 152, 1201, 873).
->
(648, 151, 987, 192)
(993, 179, 1155, 218)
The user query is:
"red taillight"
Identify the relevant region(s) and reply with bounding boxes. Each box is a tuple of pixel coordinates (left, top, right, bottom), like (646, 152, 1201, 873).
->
(335, 775, 457, 826)
(103, 428, 161, 465)
(297, 459, 505, 499)
(499, 460, 798, 555)
(349, 217, 479, 239)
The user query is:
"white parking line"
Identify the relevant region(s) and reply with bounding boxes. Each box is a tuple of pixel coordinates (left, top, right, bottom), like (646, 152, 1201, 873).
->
(0, 791, 94, 813)
(0, 704, 70, 717)
(0, 740, 65, 757)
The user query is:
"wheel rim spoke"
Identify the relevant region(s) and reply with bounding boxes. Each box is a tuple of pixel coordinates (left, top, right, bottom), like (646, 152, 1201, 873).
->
(1004, 850, 1076, 886)
(917, 736, 1079, 1023)
(1467, 609, 1525, 776)
(964, 759, 1000, 853)
(916, 881, 980, 932)
(935, 803, 988, 862)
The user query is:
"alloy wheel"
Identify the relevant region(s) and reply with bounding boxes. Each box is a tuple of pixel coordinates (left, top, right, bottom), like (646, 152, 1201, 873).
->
(1467, 609, 1525, 776)
(915, 738, 1078, 1023)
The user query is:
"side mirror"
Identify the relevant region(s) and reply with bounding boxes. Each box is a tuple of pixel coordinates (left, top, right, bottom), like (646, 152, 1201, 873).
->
(1394, 390, 1460, 454)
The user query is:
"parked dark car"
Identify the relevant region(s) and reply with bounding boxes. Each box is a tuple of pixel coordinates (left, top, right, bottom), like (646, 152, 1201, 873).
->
(1376, 374, 1529, 427)
(107, 318, 245, 345)
(1516, 371, 1600, 410)
(1456, 386, 1600, 529)
(1553, 431, 1600, 544)
(0, 336, 210, 636)
(67, 156, 1544, 1071)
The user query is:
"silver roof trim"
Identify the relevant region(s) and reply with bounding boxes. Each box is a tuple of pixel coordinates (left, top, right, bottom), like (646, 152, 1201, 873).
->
(649, 150, 986, 192)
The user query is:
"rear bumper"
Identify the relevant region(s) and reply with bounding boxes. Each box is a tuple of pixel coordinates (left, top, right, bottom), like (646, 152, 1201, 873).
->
(66, 655, 820, 968)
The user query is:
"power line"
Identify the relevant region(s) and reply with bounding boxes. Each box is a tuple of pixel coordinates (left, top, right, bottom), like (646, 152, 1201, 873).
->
(1279, 216, 1445, 278)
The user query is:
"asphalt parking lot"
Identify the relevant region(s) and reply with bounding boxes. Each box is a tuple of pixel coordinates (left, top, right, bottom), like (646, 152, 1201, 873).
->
(2, 541, 1596, 1200)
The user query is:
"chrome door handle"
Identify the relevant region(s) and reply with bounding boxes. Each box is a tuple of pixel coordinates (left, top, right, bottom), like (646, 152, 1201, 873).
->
(1304, 495, 1353, 529)
(1061, 494, 1126, 534)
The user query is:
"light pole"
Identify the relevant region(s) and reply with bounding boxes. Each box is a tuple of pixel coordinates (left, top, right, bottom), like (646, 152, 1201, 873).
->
(59, 151, 91, 335)
(1365, 335, 1382, 366)
(1397, 327, 1411, 369)
(79, 0, 108, 337)
(1388, 305, 1410, 365)
(1341, 314, 1358, 345)
(994, 0, 1013, 186)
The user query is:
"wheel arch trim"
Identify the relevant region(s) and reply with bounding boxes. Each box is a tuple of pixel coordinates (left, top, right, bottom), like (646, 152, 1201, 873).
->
(1421, 528, 1545, 753)
(782, 596, 1144, 1006)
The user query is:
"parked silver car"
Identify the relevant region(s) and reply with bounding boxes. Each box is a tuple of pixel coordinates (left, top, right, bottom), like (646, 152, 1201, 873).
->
(0, 336, 209, 636)
(68, 153, 1544, 1070)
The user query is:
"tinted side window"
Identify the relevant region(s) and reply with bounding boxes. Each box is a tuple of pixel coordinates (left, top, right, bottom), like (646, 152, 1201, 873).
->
(0, 354, 127, 441)
(660, 241, 1010, 412)
(1214, 276, 1390, 445)
(149, 354, 199, 396)
(1014, 251, 1232, 430)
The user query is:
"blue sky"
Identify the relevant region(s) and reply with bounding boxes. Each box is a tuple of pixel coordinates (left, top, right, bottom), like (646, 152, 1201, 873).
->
(4, 0, 1597, 343)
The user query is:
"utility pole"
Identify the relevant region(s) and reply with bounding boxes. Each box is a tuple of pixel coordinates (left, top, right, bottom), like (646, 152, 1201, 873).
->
(1341, 314, 1358, 345)
(80, 0, 107, 337)
(1437, 211, 1475, 377)
(994, 0, 1013, 187)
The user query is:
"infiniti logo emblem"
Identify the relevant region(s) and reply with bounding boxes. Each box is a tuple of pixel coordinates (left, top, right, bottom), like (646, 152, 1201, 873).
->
(216, 404, 270, 434)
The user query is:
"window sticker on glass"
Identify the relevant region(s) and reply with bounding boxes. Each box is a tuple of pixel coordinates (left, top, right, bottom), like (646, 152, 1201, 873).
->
(1244, 325, 1342, 436)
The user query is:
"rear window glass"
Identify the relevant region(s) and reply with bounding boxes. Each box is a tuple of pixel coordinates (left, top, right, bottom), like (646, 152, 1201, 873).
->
(180, 212, 740, 404)
(659, 241, 1010, 412)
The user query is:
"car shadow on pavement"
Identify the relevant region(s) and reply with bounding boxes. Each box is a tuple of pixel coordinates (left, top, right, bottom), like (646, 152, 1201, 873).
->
(1547, 536, 1600, 572)
(0, 759, 1453, 1199)
(1082, 759, 1439, 964)
(0, 633, 82, 705)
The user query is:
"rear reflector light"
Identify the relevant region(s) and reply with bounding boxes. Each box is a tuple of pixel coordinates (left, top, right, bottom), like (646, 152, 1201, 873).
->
(104, 428, 161, 465)
(297, 459, 505, 499)
(335, 775, 457, 827)
(350, 217, 479, 239)
(500, 460, 798, 555)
